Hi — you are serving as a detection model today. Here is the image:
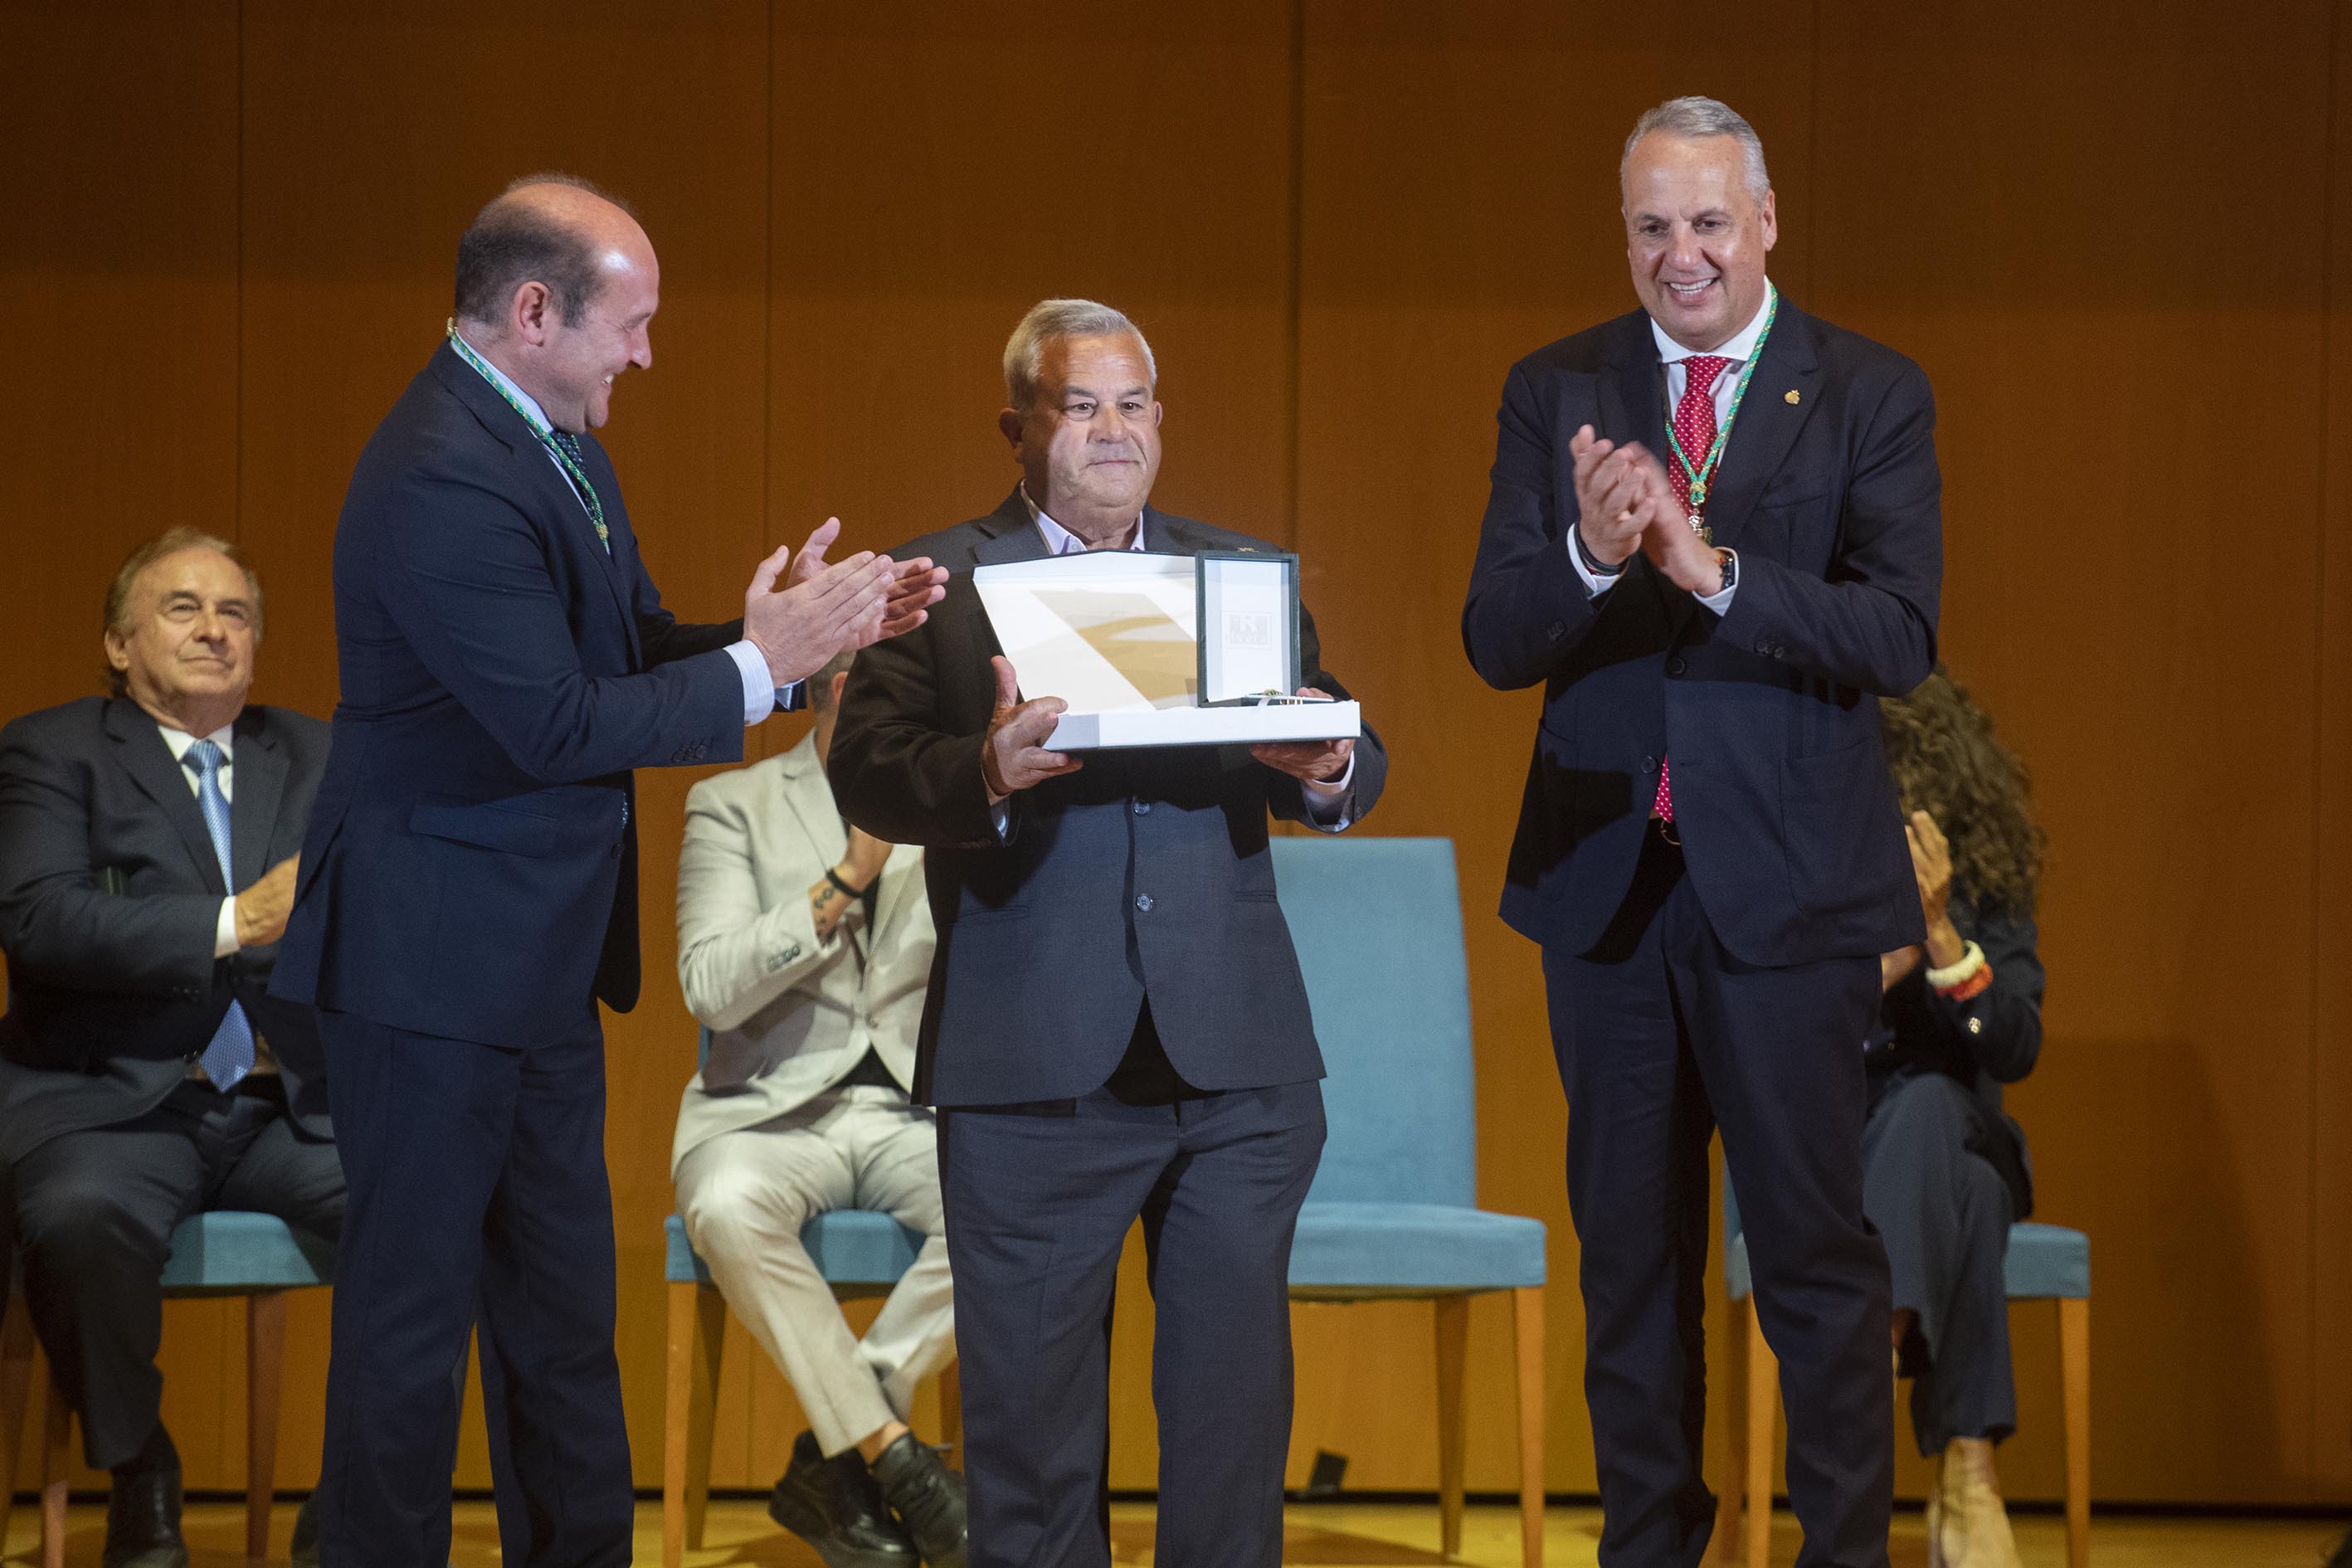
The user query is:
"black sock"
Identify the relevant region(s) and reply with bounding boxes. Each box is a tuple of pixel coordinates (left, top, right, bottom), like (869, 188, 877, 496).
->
(110, 1420, 178, 1478)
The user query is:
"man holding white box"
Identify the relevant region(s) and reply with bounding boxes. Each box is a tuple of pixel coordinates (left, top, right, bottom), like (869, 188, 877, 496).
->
(828, 298, 1386, 1568)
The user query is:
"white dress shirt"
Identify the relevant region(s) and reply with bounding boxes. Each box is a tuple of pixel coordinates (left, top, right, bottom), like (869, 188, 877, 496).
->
(154, 720, 242, 958)
(450, 326, 781, 727)
(1569, 279, 1779, 614)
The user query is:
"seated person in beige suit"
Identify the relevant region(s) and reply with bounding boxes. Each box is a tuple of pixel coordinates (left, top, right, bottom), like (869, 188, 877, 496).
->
(672, 652, 964, 1568)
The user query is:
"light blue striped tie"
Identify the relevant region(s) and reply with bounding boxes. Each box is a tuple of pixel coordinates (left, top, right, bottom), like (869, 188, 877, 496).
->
(183, 740, 255, 1093)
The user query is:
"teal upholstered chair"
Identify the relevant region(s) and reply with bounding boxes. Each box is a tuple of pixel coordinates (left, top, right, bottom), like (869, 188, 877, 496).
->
(1714, 1178, 2091, 1568)
(660, 1030, 961, 1568)
(1, 1211, 334, 1568)
(1271, 835, 1550, 1568)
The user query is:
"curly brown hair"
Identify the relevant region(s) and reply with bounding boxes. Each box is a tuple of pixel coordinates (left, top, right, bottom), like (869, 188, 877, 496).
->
(1882, 667, 2044, 918)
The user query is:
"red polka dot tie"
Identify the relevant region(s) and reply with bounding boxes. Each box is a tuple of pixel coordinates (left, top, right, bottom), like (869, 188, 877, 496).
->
(1654, 354, 1733, 826)
(1667, 354, 1733, 520)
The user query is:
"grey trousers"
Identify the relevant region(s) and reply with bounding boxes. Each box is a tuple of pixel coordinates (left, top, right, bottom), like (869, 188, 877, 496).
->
(1862, 1069, 2018, 1457)
(674, 1085, 955, 1455)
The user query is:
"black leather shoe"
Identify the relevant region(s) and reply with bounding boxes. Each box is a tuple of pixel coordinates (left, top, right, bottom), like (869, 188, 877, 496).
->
(871, 1433, 967, 1568)
(768, 1430, 922, 1568)
(102, 1462, 187, 1568)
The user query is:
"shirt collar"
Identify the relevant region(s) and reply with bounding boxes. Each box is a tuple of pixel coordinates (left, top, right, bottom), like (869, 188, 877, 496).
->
(155, 718, 236, 766)
(1020, 482, 1147, 553)
(450, 324, 558, 435)
(1650, 279, 1777, 367)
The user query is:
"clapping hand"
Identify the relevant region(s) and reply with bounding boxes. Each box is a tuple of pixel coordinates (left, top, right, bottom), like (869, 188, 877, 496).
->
(1569, 425, 1668, 571)
(789, 521, 947, 641)
(1905, 810, 1970, 969)
(745, 519, 946, 686)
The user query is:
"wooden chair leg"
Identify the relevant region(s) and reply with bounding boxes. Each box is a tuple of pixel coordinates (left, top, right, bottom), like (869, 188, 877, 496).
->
(1512, 1285, 1545, 1568)
(1715, 1293, 1749, 1563)
(1433, 1295, 1468, 1559)
(684, 1285, 725, 1551)
(936, 1357, 962, 1457)
(664, 1280, 727, 1568)
(1, 1291, 37, 1551)
(2058, 1297, 2090, 1568)
(246, 1291, 287, 1560)
(1742, 1296, 1777, 1568)
(41, 1368, 71, 1568)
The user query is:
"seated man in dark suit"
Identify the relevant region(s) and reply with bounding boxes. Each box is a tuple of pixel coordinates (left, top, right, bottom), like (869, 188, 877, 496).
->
(0, 528, 339, 1568)
(830, 298, 1388, 1568)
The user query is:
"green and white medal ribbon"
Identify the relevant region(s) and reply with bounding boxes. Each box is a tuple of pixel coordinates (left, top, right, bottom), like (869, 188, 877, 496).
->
(1663, 285, 1779, 533)
(445, 319, 610, 549)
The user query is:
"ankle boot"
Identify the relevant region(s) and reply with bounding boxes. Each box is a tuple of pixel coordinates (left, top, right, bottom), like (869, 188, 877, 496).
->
(1931, 1437, 2023, 1568)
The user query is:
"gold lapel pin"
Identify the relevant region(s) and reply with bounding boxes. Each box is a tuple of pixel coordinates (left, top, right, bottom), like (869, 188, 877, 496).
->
(1785, 389, 1801, 405)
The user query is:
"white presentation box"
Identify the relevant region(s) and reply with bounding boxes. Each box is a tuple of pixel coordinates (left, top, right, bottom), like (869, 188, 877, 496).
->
(971, 550, 1361, 752)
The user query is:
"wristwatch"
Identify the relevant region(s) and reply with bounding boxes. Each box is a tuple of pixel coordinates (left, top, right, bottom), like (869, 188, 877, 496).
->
(1716, 548, 1738, 594)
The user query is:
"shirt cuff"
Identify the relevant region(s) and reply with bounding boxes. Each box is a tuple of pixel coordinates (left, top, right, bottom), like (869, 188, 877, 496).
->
(215, 898, 240, 958)
(1299, 754, 1356, 830)
(727, 640, 777, 725)
(1694, 549, 1738, 615)
(1567, 531, 1625, 599)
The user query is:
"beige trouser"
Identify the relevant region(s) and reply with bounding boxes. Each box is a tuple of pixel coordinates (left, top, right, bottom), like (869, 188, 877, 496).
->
(674, 1085, 956, 1456)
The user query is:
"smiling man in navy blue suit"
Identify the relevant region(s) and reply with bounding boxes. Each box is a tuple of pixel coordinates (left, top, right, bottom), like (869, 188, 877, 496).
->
(1463, 99, 1941, 1568)
(270, 174, 944, 1568)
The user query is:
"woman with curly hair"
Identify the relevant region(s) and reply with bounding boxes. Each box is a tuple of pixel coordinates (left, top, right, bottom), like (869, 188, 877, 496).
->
(1870, 667, 2048, 1568)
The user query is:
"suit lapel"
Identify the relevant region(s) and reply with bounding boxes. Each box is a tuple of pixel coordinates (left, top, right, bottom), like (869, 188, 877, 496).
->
(1692, 302, 1822, 555)
(573, 436, 644, 665)
(1597, 319, 1689, 631)
(103, 700, 227, 895)
(869, 845, 922, 947)
(1142, 508, 1203, 556)
(433, 343, 641, 665)
(1599, 315, 1672, 477)
(228, 710, 288, 890)
(971, 488, 1054, 567)
(776, 737, 843, 890)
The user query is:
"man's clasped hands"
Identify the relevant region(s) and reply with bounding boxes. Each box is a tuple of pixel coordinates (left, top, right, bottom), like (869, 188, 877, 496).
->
(1567, 424, 1729, 597)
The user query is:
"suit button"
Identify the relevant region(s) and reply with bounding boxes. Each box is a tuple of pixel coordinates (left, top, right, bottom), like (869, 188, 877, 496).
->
(1641, 756, 1658, 775)
(1546, 621, 1567, 641)
(1666, 656, 1688, 678)
(1132, 800, 1151, 816)
(1134, 894, 1154, 913)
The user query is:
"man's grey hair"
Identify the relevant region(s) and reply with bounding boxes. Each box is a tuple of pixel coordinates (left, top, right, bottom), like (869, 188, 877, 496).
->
(809, 649, 856, 711)
(1002, 298, 1157, 409)
(1620, 96, 1771, 202)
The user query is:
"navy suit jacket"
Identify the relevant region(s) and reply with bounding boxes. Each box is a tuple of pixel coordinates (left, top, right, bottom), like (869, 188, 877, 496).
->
(272, 342, 747, 1048)
(828, 491, 1388, 1108)
(0, 698, 331, 1163)
(1462, 302, 1941, 967)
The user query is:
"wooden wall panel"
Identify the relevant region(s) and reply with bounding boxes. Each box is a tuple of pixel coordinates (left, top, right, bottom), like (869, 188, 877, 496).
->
(2, 0, 2348, 1516)
(1289, 0, 1815, 1494)
(0, 0, 244, 1494)
(0, 1, 241, 709)
(1810, 0, 2335, 1502)
(2314, 0, 2352, 1502)
(764, 6, 1299, 561)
